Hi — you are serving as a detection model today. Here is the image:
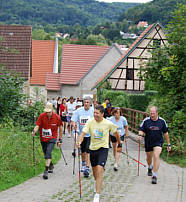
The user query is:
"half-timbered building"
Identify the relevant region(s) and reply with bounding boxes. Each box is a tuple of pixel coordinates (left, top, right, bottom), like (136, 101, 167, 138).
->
(92, 23, 167, 93)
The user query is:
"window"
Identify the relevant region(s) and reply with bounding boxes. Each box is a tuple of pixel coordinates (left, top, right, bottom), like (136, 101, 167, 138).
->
(126, 68, 134, 80)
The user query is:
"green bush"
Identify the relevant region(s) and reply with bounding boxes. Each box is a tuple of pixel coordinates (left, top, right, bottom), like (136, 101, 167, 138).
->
(0, 68, 26, 123)
(163, 110, 186, 155)
(101, 89, 154, 111)
(127, 93, 149, 111)
(102, 90, 128, 107)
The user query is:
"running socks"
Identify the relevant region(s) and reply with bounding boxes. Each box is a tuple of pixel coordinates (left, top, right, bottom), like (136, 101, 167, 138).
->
(148, 165, 153, 169)
(152, 171, 157, 177)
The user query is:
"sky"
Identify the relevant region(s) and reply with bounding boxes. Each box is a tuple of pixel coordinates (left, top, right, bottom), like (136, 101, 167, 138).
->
(97, 0, 152, 3)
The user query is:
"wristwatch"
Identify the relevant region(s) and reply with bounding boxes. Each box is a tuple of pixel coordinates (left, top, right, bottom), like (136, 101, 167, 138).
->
(167, 144, 171, 147)
(117, 143, 122, 148)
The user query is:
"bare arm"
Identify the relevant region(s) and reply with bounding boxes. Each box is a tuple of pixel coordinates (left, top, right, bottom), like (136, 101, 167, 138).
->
(114, 131, 122, 145)
(59, 125, 63, 140)
(164, 132, 171, 151)
(124, 125, 129, 142)
(114, 131, 122, 153)
(32, 125, 39, 136)
(77, 131, 86, 147)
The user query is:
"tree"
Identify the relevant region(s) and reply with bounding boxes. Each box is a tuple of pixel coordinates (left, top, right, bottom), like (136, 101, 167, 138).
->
(140, 4, 186, 155)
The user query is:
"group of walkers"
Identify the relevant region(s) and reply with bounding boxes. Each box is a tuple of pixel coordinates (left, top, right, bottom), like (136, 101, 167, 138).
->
(32, 96, 171, 202)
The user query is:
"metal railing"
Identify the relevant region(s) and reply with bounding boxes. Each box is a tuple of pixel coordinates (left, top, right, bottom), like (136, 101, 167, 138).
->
(120, 107, 149, 133)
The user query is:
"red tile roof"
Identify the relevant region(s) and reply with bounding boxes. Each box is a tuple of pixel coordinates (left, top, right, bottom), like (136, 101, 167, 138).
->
(137, 21, 148, 28)
(0, 25, 32, 79)
(92, 24, 155, 89)
(60, 44, 109, 85)
(46, 73, 60, 91)
(30, 40, 55, 85)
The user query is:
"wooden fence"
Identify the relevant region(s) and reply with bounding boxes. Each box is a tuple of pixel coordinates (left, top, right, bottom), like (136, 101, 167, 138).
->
(120, 107, 149, 133)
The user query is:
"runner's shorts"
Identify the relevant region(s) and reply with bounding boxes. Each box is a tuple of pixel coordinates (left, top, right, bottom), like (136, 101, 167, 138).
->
(110, 135, 125, 143)
(41, 139, 56, 159)
(145, 143, 163, 152)
(80, 137, 90, 153)
(66, 116, 71, 123)
(60, 115, 67, 122)
(90, 147, 108, 167)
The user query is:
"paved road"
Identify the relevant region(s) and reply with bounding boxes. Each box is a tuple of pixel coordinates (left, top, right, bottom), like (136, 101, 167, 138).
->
(0, 132, 185, 202)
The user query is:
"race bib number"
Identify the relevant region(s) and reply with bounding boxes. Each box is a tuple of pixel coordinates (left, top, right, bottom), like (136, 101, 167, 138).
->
(80, 116, 90, 126)
(93, 129, 103, 139)
(42, 128, 52, 138)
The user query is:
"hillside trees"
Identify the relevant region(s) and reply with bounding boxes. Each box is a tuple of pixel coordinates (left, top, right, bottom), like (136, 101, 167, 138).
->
(141, 4, 186, 155)
(119, 0, 185, 25)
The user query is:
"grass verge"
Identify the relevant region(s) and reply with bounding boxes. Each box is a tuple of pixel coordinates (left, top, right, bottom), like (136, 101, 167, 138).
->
(0, 128, 61, 192)
(161, 151, 186, 167)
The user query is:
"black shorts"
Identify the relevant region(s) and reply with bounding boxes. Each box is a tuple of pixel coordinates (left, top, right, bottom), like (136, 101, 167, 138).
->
(110, 135, 124, 143)
(41, 139, 56, 159)
(60, 115, 67, 122)
(90, 147, 108, 167)
(145, 143, 163, 152)
(81, 137, 90, 153)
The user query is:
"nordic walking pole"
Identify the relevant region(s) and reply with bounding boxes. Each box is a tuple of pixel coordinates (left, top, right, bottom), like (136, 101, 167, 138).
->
(33, 115, 36, 175)
(78, 147, 82, 198)
(138, 138, 141, 176)
(166, 150, 169, 162)
(121, 152, 146, 167)
(33, 136, 36, 175)
(125, 141, 129, 165)
(59, 146, 68, 165)
(72, 129, 77, 175)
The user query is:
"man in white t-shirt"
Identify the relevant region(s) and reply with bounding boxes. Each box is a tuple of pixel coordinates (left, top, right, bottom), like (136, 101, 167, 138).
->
(71, 96, 93, 177)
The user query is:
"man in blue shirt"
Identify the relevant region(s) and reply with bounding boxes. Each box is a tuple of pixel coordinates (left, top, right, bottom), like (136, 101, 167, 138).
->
(139, 106, 171, 184)
(71, 96, 94, 177)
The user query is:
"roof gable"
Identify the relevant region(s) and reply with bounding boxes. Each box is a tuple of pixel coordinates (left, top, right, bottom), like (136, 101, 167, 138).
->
(0, 25, 32, 79)
(92, 23, 165, 90)
(30, 40, 55, 85)
(60, 44, 109, 85)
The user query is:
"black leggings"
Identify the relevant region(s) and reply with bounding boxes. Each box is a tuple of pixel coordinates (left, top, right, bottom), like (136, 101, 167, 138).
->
(41, 139, 56, 159)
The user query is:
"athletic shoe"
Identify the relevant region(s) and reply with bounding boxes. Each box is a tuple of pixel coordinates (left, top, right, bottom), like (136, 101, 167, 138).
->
(152, 176, 157, 184)
(48, 163, 54, 173)
(93, 193, 100, 202)
(148, 168, 152, 176)
(83, 167, 89, 178)
(81, 162, 86, 172)
(43, 171, 48, 180)
(114, 163, 118, 171)
(68, 133, 71, 138)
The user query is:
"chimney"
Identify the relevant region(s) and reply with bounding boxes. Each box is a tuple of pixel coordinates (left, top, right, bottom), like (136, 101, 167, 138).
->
(53, 33, 59, 73)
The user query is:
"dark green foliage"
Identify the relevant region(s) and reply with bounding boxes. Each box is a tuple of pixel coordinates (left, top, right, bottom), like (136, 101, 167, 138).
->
(0, 67, 26, 123)
(0, 0, 138, 27)
(101, 89, 153, 111)
(119, 0, 185, 25)
(140, 4, 186, 155)
(127, 94, 149, 111)
(102, 89, 129, 108)
(14, 101, 45, 131)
